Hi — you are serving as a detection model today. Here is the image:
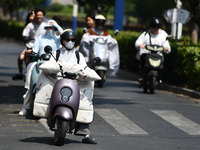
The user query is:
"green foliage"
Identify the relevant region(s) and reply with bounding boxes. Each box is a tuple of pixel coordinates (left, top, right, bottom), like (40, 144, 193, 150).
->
(0, 20, 24, 40)
(46, 3, 64, 12)
(77, 0, 115, 15)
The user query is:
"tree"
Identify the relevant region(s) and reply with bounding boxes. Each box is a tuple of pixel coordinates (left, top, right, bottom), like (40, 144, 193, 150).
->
(181, 0, 200, 44)
(135, 0, 174, 24)
(77, 0, 115, 16)
(0, 0, 46, 20)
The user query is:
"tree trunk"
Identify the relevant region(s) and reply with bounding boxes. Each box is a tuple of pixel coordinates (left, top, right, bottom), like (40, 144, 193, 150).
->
(190, 22, 199, 44)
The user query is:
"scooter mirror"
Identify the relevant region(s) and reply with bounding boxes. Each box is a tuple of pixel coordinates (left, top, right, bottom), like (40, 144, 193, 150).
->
(114, 29, 119, 36)
(87, 57, 101, 69)
(93, 57, 101, 65)
(44, 45, 52, 54)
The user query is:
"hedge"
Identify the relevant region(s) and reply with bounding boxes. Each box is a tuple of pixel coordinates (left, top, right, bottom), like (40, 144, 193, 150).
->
(1, 20, 200, 91)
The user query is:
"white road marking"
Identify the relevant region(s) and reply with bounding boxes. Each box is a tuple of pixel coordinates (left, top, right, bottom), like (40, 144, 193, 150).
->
(151, 110, 200, 135)
(95, 109, 148, 135)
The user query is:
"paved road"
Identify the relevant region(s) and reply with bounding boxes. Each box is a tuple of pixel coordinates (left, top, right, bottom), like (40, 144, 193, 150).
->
(0, 39, 200, 150)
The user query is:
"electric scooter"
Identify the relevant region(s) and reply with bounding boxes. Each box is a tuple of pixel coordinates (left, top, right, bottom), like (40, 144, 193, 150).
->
(142, 44, 164, 94)
(29, 47, 51, 103)
(42, 46, 100, 146)
(90, 37, 109, 87)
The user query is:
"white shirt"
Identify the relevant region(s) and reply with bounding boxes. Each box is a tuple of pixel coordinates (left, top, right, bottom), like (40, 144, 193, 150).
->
(23, 22, 46, 48)
(135, 29, 171, 56)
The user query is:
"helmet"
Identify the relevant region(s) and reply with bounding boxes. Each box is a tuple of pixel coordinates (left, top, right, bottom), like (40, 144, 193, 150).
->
(60, 29, 77, 50)
(95, 14, 106, 27)
(60, 29, 77, 41)
(149, 17, 162, 28)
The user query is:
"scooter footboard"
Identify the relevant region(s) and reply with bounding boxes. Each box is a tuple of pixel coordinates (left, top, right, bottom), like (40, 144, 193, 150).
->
(53, 107, 73, 120)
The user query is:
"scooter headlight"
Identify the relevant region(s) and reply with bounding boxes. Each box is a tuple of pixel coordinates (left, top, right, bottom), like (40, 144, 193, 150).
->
(60, 87, 72, 102)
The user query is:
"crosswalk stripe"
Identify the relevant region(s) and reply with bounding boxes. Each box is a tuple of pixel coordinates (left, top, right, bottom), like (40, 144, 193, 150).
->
(151, 110, 200, 135)
(95, 109, 148, 135)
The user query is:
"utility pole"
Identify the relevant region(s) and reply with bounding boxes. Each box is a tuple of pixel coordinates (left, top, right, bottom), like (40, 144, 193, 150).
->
(114, 0, 125, 31)
(72, 0, 78, 32)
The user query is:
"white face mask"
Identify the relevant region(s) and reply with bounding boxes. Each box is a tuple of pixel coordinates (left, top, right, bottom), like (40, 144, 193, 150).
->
(45, 30, 55, 38)
(63, 41, 75, 50)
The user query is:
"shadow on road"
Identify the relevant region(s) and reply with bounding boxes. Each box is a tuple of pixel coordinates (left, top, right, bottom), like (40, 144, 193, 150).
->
(94, 95, 138, 106)
(0, 85, 25, 104)
(20, 136, 81, 145)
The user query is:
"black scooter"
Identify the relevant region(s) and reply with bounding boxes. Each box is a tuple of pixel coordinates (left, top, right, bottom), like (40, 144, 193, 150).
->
(141, 45, 164, 94)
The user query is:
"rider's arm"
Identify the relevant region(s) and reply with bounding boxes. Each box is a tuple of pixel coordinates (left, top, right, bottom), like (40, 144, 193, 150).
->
(135, 32, 147, 49)
(161, 31, 171, 53)
(163, 40, 171, 53)
(79, 52, 87, 68)
(50, 21, 63, 36)
(22, 23, 32, 38)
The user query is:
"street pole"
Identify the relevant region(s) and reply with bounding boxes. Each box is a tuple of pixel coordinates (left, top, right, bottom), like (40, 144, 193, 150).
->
(72, 0, 78, 32)
(171, 0, 182, 40)
(114, 0, 125, 31)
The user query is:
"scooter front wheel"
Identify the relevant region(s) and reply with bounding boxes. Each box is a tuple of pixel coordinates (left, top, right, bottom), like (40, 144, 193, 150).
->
(97, 70, 106, 88)
(54, 117, 69, 146)
(149, 76, 156, 94)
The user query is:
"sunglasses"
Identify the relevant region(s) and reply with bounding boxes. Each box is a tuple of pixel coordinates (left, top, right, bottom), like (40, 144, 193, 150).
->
(65, 39, 75, 42)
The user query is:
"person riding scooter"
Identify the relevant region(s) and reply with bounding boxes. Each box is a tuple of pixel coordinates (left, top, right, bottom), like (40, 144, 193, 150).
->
(135, 17, 171, 83)
(18, 20, 63, 116)
(79, 14, 120, 76)
(34, 29, 98, 144)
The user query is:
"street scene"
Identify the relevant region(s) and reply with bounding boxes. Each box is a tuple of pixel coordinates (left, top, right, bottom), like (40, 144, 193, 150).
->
(1, 0, 200, 149)
(0, 39, 200, 149)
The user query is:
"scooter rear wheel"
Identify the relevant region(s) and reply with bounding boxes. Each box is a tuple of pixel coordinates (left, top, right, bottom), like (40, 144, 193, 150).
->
(54, 117, 69, 146)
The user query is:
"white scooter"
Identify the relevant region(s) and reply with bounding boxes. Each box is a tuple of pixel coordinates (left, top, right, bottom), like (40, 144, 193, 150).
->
(90, 37, 109, 87)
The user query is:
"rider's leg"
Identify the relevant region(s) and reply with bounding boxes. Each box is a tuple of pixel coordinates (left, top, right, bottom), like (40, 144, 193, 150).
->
(12, 50, 26, 80)
(74, 123, 97, 144)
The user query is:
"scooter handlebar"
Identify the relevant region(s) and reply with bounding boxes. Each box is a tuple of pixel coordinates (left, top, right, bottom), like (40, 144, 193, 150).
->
(63, 72, 77, 80)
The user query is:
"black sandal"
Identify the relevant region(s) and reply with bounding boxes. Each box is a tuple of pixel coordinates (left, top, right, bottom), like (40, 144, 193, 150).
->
(82, 136, 97, 144)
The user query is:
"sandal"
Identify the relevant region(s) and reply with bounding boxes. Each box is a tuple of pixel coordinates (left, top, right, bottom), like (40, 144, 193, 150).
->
(82, 136, 97, 144)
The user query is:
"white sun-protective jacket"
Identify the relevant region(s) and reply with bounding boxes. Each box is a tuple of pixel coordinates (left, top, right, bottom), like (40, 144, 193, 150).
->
(33, 47, 101, 123)
(24, 20, 63, 89)
(32, 20, 63, 56)
(79, 33, 120, 75)
(135, 29, 171, 60)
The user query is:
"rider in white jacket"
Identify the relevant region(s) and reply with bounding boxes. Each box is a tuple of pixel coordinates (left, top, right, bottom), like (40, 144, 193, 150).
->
(50, 29, 97, 144)
(135, 17, 171, 81)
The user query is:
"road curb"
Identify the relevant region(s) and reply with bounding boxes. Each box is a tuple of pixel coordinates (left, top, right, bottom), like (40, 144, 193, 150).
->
(117, 70, 200, 101)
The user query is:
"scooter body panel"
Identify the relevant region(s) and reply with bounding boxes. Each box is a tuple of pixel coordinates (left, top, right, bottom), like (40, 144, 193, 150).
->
(47, 78, 80, 130)
(53, 107, 73, 120)
(90, 37, 109, 87)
